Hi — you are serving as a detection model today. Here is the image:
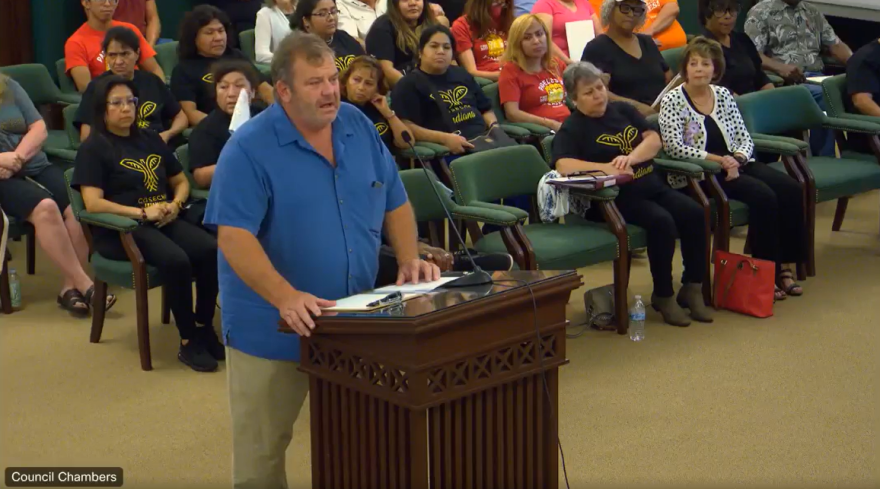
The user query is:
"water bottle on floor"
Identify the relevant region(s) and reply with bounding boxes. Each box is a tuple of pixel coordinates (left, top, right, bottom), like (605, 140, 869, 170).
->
(629, 295, 645, 342)
(9, 268, 22, 309)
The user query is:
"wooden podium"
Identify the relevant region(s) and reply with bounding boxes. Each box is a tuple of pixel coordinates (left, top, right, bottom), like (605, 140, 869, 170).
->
(281, 270, 581, 489)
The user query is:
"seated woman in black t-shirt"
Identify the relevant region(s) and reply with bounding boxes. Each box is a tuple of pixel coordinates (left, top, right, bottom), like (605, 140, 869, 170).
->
(290, 0, 366, 73)
(75, 26, 188, 144)
(391, 24, 498, 154)
(366, 0, 440, 86)
(71, 76, 223, 373)
(553, 61, 711, 326)
(699, 0, 773, 96)
(171, 5, 274, 126)
(660, 38, 806, 300)
(340, 55, 414, 150)
(581, 0, 673, 116)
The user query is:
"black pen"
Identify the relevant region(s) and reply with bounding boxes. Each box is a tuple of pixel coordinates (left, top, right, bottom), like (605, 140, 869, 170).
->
(367, 291, 402, 308)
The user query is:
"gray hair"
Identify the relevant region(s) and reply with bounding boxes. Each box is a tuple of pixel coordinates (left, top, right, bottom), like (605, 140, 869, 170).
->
(270, 31, 335, 97)
(563, 62, 604, 98)
(600, 0, 647, 30)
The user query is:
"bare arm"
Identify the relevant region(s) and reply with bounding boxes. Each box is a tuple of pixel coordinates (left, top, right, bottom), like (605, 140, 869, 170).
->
(641, 2, 679, 36)
(556, 158, 621, 176)
(386, 113, 414, 149)
(759, 83, 775, 91)
(403, 120, 454, 145)
(258, 82, 275, 105)
(15, 120, 48, 161)
(159, 110, 189, 141)
(193, 165, 216, 189)
(852, 93, 880, 117)
(81, 186, 145, 219)
(145, 0, 161, 46)
(482, 110, 498, 127)
(139, 57, 165, 82)
(79, 124, 91, 142)
(503, 101, 561, 130)
(168, 172, 190, 206)
(180, 101, 209, 126)
(458, 49, 499, 81)
(379, 60, 405, 87)
(217, 226, 300, 309)
(70, 66, 92, 93)
(383, 201, 420, 263)
(630, 130, 662, 164)
(828, 42, 852, 65)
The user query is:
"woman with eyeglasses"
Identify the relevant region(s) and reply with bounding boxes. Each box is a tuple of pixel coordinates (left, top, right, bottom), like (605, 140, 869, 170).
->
(72, 75, 223, 373)
(699, 0, 773, 95)
(581, 0, 673, 116)
(366, 0, 439, 86)
(75, 26, 188, 144)
(340, 56, 414, 150)
(290, 0, 366, 72)
(171, 5, 274, 126)
(498, 14, 570, 131)
(450, 0, 514, 81)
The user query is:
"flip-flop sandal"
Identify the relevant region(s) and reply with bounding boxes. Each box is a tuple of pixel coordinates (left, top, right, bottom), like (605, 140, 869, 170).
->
(774, 285, 788, 302)
(84, 285, 118, 312)
(777, 269, 803, 297)
(57, 289, 90, 317)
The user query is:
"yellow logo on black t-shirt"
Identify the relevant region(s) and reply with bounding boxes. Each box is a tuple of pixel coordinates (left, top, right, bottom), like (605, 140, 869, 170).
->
(137, 101, 157, 128)
(120, 154, 162, 192)
(437, 86, 468, 109)
(374, 122, 389, 135)
(597, 126, 639, 155)
(336, 55, 356, 72)
(202, 73, 213, 83)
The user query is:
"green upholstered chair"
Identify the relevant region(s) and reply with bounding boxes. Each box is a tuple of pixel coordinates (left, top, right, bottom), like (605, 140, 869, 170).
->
(174, 145, 210, 201)
(737, 85, 880, 277)
(154, 41, 178, 84)
(662, 46, 685, 75)
(55, 58, 81, 98)
(62, 103, 82, 151)
(63, 168, 171, 371)
(481, 82, 551, 141)
(474, 76, 494, 87)
(3, 217, 36, 276)
(238, 30, 271, 76)
(822, 74, 880, 156)
(449, 144, 640, 333)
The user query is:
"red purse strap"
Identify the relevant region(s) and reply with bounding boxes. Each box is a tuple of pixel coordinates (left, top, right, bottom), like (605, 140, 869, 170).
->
(718, 258, 759, 308)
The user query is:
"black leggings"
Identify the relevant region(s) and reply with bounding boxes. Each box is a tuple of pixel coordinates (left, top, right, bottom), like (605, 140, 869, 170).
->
(611, 175, 707, 298)
(717, 161, 807, 274)
(92, 219, 218, 340)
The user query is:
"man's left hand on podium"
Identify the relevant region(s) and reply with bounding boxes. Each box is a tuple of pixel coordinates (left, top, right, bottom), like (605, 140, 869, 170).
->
(396, 258, 441, 285)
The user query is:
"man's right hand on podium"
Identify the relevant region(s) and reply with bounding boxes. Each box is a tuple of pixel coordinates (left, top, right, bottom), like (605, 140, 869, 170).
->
(278, 290, 337, 337)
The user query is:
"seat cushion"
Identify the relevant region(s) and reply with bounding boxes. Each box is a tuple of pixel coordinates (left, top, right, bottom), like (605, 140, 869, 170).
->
(46, 129, 72, 150)
(770, 156, 880, 202)
(474, 222, 621, 270)
(565, 213, 648, 249)
(91, 253, 163, 290)
(709, 198, 749, 228)
(6, 217, 31, 239)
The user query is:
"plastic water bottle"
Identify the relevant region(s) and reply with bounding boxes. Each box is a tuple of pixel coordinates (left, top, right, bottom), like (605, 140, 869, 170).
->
(9, 268, 22, 309)
(629, 295, 645, 342)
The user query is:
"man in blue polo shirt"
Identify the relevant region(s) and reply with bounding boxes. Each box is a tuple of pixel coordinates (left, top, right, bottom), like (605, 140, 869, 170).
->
(204, 31, 439, 489)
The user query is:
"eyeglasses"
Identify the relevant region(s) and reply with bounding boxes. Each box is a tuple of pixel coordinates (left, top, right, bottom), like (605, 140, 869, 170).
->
(617, 3, 647, 16)
(107, 97, 138, 108)
(89, 0, 120, 4)
(710, 3, 740, 17)
(310, 8, 339, 18)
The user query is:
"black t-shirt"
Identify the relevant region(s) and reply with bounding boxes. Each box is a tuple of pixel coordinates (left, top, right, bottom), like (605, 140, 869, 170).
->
(71, 129, 183, 211)
(846, 40, 880, 113)
(187, 103, 265, 172)
(170, 48, 266, 114)
(349, 100, 395, 150)
(581, 34, 669, 106)
(391, 66, 491, 139)
(330, 30, 366, 72)
(552, 102, 658, 192)
(704, 30, 771, 96)
(365, 15, 419, 74)
(74, 71, 181, 133)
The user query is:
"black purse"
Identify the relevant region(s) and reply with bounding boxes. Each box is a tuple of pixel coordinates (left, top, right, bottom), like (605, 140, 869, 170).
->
(412, 70, 517, 154)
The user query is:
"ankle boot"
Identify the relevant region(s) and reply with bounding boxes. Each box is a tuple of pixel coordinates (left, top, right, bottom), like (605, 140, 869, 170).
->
(651, 293, 691, 327)
(676, 283, 714, 323)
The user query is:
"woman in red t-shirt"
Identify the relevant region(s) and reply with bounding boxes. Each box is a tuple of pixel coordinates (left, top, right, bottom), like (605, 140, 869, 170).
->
(498, 14, 570, 131)
(450, 0, 514, 81)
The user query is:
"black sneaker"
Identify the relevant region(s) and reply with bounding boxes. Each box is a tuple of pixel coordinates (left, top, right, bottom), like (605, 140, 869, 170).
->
(178, 340, 218, 372)
(196, 325, 226, 361)
(454, 251, 515, 272)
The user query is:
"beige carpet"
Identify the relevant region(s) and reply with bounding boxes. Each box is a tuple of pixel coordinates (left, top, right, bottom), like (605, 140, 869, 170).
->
(2, 192, 879, 489)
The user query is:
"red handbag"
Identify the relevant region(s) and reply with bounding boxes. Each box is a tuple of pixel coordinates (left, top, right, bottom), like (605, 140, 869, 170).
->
(713, 251, 775, 318)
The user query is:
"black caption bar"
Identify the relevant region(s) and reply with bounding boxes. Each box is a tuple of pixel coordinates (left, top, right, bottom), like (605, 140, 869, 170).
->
(5, 468, 123, 487)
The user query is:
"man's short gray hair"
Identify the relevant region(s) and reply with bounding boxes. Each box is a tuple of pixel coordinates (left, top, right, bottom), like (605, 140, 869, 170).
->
(270, 31, 335, 96)
(600, 0, 647, 30)
(563, 62, 604, 98)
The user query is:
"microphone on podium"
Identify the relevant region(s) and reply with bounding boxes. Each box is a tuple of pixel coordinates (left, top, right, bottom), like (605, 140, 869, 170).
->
(401, 132, 494, 288)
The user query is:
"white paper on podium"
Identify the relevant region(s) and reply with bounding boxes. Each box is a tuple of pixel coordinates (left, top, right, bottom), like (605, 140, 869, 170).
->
(229, 89, 251, 133)
(565, 20, 595, 61)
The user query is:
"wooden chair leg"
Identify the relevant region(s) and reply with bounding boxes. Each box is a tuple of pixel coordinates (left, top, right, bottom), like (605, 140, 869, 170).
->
(510, 226, 537, 271)
(831, 197, 849, 232)
(500, 227, 528, 270)
(743, 226, 753, 255)
(600, 202, 631, 335)
(707, 175, 730, 253)
(89, 280, 107, 343)
(26, 228, 35, 275)
(135, 283, 152, 371)
(806, 197, 817, 277)
(161, 285, 170, 325)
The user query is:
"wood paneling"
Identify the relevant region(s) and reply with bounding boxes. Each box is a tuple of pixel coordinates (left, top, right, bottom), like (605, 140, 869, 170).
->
(0, 0, 34, 65)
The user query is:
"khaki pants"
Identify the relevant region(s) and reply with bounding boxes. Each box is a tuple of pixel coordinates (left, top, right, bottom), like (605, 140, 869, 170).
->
(227, 347, 310, 489)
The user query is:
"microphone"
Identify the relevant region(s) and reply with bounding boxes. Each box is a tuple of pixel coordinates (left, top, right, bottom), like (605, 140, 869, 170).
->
(402, 132, 494, 288)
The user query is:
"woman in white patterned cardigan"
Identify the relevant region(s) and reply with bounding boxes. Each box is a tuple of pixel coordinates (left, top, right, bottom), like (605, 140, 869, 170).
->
(659, 37, 807, 300)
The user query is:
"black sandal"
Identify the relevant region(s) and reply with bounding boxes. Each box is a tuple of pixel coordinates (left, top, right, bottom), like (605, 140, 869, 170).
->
(57, 289, 90, 317)
(774, 285, 788, 302)
(777, 269, 803, 297)
(84, 285, 118, 312)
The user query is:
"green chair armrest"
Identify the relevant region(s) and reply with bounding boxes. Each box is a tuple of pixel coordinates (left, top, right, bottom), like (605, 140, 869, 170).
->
(451, 205, 521, 226)
(58, 93, 82, 105)
(78, 211, 139, 232)
(256, 63, 271, 77)
(766, 72, 784, 86)
(751, 134, 807, 156)
(191, 188, 210, 201)
(474, 76, 494, 87)
(397, 144, 435, 160)
(653, 158, 705, 178)
(822, 116, 880, 135)
(414, 141, 451, 158)
(499, 123, 531, 138)
(666, 156, 722, 174)
(468, 201, 530, 221)
(44, 147, 77, 163)
(826, 112, 880, 126)
(505, 122, 552, 136)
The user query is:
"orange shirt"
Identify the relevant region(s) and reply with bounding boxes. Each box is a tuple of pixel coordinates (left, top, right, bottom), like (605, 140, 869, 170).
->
(64, 20, 157, 78)
(588, 0, 686, 51)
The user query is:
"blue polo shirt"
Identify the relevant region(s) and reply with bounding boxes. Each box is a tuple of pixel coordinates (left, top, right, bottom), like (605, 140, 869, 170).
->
(203, 102, 408, 362)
